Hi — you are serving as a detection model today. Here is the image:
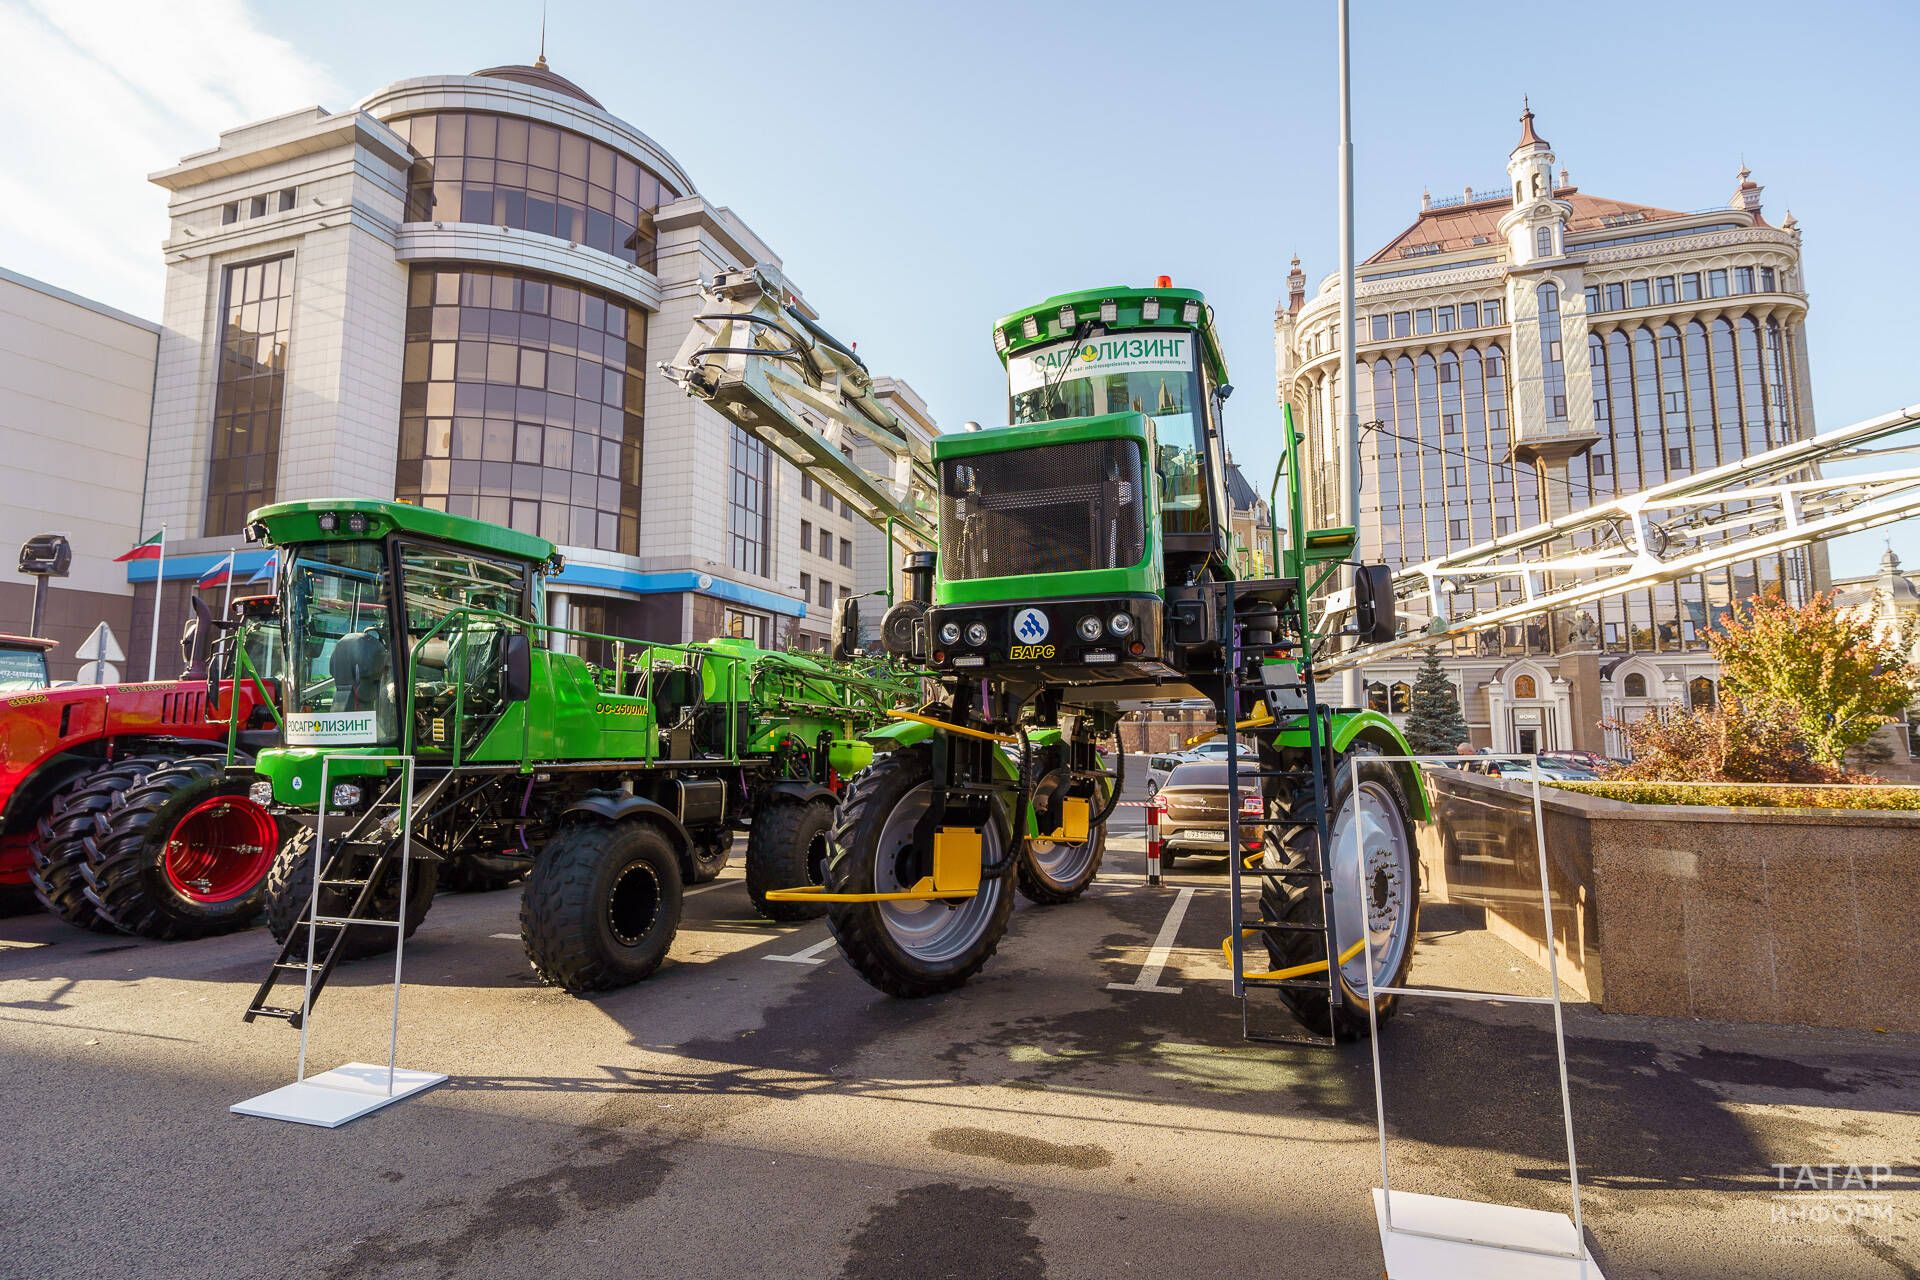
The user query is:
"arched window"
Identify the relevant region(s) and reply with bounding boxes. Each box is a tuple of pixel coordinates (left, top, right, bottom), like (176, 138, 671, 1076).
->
(1689, 677, 1717, 710)
(1623, 672, 1648, 698)
(1389, 682, 1411, 714)
(1535, 225, 1552, 257)
(1513, 673, 1538, 699)
(1538, 283, 1566, 422)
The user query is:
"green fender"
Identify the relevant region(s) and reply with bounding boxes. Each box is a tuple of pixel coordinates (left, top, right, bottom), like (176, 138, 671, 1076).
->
(1271, 708, 1432, 821)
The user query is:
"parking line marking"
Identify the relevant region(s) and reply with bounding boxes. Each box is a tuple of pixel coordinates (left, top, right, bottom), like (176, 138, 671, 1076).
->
(489, 932, 518, 940)
(685, 880, 736, 897)
(1107, 886, 1195, 994)
(764, 935, 838, 965)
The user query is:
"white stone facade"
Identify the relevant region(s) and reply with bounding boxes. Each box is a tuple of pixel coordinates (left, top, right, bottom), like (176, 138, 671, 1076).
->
(0, 268, 157, 677)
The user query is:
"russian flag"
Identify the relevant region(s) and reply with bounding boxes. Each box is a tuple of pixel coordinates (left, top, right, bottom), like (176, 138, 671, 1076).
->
(248, 552, 279, 584)
(196, 554, 236, 590)
(114, 530, 165, 562)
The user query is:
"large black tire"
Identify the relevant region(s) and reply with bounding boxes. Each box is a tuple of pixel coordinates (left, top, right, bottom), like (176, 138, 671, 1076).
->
(520, 820, 683, 992)
(81, 756, 281, 940)
(825, 747, 1014, 998)
(441, 850, 530, 893)
(1015, 815, 1107, 905)
(1260, 745, 1420, 1041)
(683, 829, 731, 886)
(29, 758, 179, 933)
(745, 797, 834, 921)
(266, 828, 439, 961)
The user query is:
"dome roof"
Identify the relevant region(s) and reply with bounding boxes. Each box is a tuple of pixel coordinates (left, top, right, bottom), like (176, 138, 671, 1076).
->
(472, 58, 603, 109)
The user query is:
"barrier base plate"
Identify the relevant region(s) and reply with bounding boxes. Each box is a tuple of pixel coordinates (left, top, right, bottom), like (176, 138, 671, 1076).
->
(1374, 1189, 1604, 1278)
(231, 1062, 447, 1128)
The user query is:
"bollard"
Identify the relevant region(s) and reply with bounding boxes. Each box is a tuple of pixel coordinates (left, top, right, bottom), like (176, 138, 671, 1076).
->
(1146, 796, 1163, 886)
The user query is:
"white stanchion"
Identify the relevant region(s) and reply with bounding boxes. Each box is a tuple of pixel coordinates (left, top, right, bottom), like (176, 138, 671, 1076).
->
(1354, 753, 1604, 1279)
(233, 754, 446, 1128)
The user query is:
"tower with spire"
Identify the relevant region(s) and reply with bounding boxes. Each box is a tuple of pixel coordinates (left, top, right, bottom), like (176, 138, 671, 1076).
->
(1496, 99, 1572, 267)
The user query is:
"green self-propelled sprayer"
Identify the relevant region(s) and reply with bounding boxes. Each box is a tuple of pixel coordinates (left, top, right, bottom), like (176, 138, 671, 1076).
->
(665, 271, 1427, 1040)
(227, 498, 917, 1025)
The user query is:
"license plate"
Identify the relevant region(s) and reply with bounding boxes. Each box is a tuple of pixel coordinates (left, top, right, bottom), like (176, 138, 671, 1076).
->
(1180, 829, 1227, 843)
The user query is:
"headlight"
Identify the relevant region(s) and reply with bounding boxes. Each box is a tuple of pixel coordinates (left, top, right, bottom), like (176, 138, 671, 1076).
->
(939, 621, 962, 645)
(249, 780, 273, 806)
(1107, 612, 1136, 637)
(1076, 615, 1104, 642)
(964, 621, 989, 647)
(330, 783, 363, 809)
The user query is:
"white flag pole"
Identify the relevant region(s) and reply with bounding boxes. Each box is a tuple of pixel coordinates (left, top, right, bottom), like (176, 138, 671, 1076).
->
(220, 550, 236, 620)
(148, 526, 166, 680)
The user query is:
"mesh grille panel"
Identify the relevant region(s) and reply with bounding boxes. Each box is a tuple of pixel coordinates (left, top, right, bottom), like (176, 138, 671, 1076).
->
(939, 439, 1144, 581)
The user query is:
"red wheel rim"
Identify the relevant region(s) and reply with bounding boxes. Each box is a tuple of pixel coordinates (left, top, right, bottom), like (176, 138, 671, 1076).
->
(163, 796, 278, 904)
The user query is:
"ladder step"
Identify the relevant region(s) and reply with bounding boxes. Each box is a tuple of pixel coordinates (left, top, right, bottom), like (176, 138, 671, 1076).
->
(319, 878, 371, 889)
(271, 960, 322, 972)
(245, 1006, 303, 1022)
(311, 915, 401, 929)
(1242, 920, 1328, 934)
(1245, 975, 1335, 992)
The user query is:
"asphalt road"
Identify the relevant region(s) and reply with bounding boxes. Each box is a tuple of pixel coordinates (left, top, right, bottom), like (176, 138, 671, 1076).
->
(1, 839, 1916, 1280)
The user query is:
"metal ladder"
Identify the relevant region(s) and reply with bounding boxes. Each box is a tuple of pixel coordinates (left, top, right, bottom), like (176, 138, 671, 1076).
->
(243, 770, 437, 1029)
(1222, 578, 1343, 1046)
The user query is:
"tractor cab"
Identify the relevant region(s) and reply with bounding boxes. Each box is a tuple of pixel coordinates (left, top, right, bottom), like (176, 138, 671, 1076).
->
(248, 500, 548, 762)
(0, 635, 54, 692)
(912, 284, 1240, 697)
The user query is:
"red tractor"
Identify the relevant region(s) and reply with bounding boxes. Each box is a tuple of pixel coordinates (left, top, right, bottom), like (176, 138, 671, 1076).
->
(0, 602, 285, 939)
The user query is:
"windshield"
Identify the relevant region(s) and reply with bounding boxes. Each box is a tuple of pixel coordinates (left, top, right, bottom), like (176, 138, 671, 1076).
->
(1007, 332, 1208, 533)
(284, 542, 396, 743)
(0, 647, 49, 691)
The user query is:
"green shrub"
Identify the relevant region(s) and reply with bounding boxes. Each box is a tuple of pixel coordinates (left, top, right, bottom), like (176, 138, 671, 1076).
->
(1550, 781, 1920, 811)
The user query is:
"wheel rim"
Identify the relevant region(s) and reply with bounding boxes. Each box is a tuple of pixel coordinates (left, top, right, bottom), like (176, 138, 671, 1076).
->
(164, 796, 278, 904)
(1025, 829, 1096, 888)
(805, 830, 830, 886)
(873, 780, 1003, 964)
(1326, 780, 1414, 994)
(607, 859, 661, 946)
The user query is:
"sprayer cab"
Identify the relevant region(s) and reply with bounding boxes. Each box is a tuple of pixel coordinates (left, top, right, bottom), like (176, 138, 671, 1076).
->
(906, 284, 1252, 695)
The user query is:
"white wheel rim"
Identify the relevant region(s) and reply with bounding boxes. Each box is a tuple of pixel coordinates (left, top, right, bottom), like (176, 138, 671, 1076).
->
(872, 780, 1003, 963)
(1327, 780, 1414, 994)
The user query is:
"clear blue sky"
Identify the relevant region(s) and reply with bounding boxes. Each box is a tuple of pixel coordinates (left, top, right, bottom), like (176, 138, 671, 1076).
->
(9, 0, 1917, 575)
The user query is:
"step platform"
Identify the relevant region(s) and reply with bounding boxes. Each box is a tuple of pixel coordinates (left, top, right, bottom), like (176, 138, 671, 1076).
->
(232, 1062, 446, 1128)
(1373, 1189, 1604, 1279)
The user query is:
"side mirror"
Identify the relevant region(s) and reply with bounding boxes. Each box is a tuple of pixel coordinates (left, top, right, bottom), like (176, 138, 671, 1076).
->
(1216, 383, 1234, 401)
(1353, 564, 1397, 644)
(502, 632, 533, 702)
(831, 596, 861, 662)
(184, 595, 215, 680)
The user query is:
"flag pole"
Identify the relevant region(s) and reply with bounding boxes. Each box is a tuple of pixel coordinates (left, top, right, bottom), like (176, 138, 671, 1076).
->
(148, 526, 166, 680)
(221, 551, 235, 621)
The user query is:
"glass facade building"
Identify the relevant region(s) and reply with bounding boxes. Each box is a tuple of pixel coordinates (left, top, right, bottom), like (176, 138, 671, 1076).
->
(203, 255, 294, 535)
(394, 265, 644, 554)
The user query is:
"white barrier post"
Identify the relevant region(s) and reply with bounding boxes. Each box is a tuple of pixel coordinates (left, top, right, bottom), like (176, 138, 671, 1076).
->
(1146, 796, 1163, 886)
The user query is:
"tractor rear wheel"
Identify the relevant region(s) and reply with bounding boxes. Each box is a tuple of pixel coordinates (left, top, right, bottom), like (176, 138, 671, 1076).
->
(29, 757, 178, 933)
(442, 850, 530, 893)
(1260, 745, 1420, 1041)
(520, 820, 683, 992)
(266, 829, 439, 960)
(684, 829, 731, 885)
(825, 746, 1013, 998)
(82, 756, 281, 940)
(745, 797, 834, 921)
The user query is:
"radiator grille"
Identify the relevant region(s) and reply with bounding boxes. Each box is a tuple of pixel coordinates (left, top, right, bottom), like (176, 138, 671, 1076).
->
(939, 439, 1144, 581)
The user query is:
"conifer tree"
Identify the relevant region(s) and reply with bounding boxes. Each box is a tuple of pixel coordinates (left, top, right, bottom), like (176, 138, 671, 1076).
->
(1402, 646, 1470, 755)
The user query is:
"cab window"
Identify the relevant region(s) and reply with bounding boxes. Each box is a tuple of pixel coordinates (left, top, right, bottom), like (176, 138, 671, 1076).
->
(397, 544, 528, 750)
